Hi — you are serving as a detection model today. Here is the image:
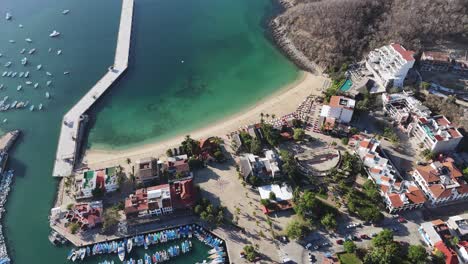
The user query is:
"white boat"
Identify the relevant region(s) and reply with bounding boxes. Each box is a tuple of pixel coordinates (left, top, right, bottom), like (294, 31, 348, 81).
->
(25, 81, 32, 85)
(48, 48, 52, 53)
(36, 64, 42, 70)
(11, 101, 17, 108)
(24, 71, 30, 78)
(9, 40, 15, 43)
(46, 80, 52, 86)
(5, 13, 11, 20)
(38, 104, 43, 110)
(29, 105, 34, 111)
(18, 24, 23, 28)
(20, 48, 26, 54)
(19, 72, 24, 78)
(118, 244, 125, 262)
(63, 71, 70, 75)
(62, 10, 70, 15)
(127, 239, 133, 253)
(28, 48, 36, 54)
(34, 83, 39, 88)
(25, 38, 32, 43)
(21, 57, 27, 65)
(2, 119, 7, 123)
(46, 72, 52, 76)
(45, 92, 50, 99)
(57, 50, 62, 55)
(0, 53, 2, 57)
(6, 72, 12, 77)
(0, 84, 3, 89)
(1, 72, 6, 77)
(49, 30, 60, 37)
(4, 62, 11, 67)
(17, 85, 22, 91)
(11, 72, 17, 78)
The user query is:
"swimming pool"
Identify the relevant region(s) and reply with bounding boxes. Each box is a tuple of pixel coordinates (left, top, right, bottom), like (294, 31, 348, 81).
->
(339, 79, 353, 92)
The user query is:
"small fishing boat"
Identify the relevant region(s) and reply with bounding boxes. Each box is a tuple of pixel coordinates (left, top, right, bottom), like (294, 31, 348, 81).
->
(21, 57, 27, 65)
(4, 62, 12, 67)
(34, 83, 39, 88)
(49, 30, 60, 37)
(17, 85, 22, 91)
(1, 72, 6, 77)
(38, 103, 43, 110)
(0, 53, 2, 57)
(29, 105, 34, 111)
(118, 243, 125, 261)
(9, 40, 15, 43)
(20, 48, 26, 54)
(36, 64, 42, 70)
(28, 48, 36, 54)
(46, 71, 52, 76)
(48, 48, 52, 53)
(11, 72, 17, 78)
(64, 71, 70, 75)
(126, 238, 133, 253)
(62, 9, 70, 15)
(46, 80, 52, 86)
(24, 71, 30, 78)
(45, 92, 50, 99)
(2, 119, 7, 123)
(11, 101, 17, 108)
(57, 50, 62, 55)
(5, 13, 12, 20)
(0, 84, 3, 89)
(18, 24, 23, 28)
(25, 38, 32, 43)
(25, 81, 32, 85)
(19, 72, 24, 78)
(6, 72, 12, 77)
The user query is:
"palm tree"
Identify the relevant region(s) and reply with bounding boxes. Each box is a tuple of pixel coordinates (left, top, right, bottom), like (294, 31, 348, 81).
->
(266, 114, 270, 119)
(260, 112, 264, 118)
(272, 114, 276, 119)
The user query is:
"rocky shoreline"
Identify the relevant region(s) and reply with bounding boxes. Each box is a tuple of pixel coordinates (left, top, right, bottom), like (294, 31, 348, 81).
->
(269, 1, 323, 74)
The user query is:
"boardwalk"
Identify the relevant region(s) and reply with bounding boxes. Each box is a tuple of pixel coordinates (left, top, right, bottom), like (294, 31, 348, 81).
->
(52, 0, 134, 177)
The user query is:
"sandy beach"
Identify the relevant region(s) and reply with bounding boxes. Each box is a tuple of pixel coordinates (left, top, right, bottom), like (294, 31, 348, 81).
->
(83, 71, 329, 168)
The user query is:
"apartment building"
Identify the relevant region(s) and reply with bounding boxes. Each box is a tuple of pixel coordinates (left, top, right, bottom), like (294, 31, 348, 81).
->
(413, 159, 468, 206)
(365, 43, 415, 88)
(354, 136, 426, 213)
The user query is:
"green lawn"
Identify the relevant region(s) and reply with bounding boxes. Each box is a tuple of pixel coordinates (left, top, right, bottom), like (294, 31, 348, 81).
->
(338, 253, 362, 264)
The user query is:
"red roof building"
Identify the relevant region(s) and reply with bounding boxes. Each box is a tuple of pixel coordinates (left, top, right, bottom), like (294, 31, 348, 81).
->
(65, 201, 103, 231)
(435, 241, 459, 264)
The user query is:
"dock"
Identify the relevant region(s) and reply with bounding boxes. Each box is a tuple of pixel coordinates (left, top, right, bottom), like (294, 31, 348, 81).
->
(52, 0, 134, 177)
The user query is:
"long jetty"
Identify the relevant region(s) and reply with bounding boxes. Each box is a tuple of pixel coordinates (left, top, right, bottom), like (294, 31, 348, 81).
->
(52, 0, 134, 177)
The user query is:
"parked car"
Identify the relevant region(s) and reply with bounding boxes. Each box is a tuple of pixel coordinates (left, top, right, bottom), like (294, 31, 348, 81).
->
(371, 233, 378, 237)
(391, 227, 399, 232)
(398, 217, 406, 223)
(336, 239, 344, 245)
(360, 234, 370, 239)
(305, 243, 312, 250)
(322, 242, 331, 247)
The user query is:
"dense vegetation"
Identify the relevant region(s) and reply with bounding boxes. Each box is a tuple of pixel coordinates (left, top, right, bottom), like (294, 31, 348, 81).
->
(277, 0, 468, 68)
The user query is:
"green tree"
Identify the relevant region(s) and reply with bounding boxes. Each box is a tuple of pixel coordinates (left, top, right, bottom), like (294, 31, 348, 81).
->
(102, 207, 120, 232)
(69, 222, 80, 234)
(243, 245, 258, 262)
(293, 128, 306, 141)
(280, 150, 302, 185)
(213, 150, 224, 162)
(372, 229, 394, 248)
(286, 220, 306, 239)
(261, 123, 280, 146)
(341, 137, 349, 145)
(250, 137, 262, 155)
(166, 148, 173, 157)
(293, 190, 318, 218)
(407, 245, 428, 264)
(181, 135, 200, 157)
(321, 213, 337, 230)
(432, 250, 446, 264)
(269, 191, 277, 201)
(344, 240, 357, 253)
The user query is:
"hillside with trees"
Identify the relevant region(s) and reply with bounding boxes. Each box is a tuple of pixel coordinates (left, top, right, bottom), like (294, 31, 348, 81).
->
(276, 0, 468, 69)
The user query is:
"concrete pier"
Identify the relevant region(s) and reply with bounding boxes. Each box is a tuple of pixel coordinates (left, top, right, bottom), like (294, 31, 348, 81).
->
(52, 0, 134, 177)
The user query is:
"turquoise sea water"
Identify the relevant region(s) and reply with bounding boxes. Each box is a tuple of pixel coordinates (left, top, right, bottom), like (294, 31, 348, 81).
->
(0, 0, 298, 263)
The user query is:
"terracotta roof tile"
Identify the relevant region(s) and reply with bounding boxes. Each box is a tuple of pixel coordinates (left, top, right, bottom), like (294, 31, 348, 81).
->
(388, 193, 404, 208)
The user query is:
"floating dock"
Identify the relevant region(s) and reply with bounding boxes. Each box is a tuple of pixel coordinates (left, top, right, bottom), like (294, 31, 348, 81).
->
(52, 0, 134, 177)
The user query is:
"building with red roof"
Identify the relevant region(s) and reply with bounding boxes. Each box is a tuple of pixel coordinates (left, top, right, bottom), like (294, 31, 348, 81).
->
(320, 96, 355, 124)
(435, 241, 459, 264)
(64, 201, 103, 231)
(356, 136, 425, 213)
(413, 159, 468, 206)
(365, 43, 415, 89)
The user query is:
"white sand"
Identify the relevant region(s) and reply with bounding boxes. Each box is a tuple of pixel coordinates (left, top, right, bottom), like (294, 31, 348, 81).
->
(83, 71, 329, 167)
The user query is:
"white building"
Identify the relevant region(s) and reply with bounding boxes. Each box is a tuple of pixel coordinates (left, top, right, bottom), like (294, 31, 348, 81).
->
(320, 96, 355, 124)
(382, 91, 463, 153)
(354, 136, 426, 213)
(419, 221, 443, 247)
(447, 213, 468, 240)
(75, 167, 119, 199)
(413, 159, 468, 206)
(409, 115, 463, 153)
(258, 184, 293, 202)
(365, 43, 415, 88)
(238, 150, 281, 179)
